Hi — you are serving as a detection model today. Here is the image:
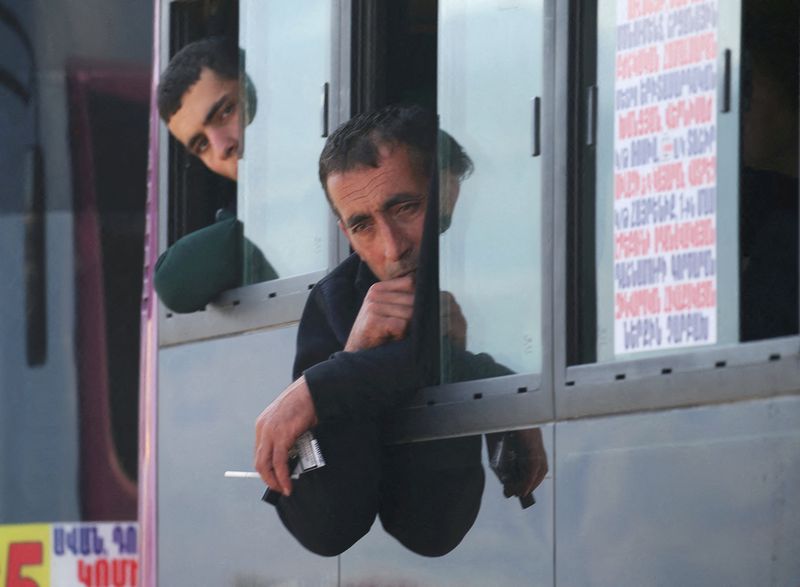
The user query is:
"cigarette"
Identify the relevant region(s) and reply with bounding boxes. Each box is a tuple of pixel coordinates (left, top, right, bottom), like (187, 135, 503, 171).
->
(224, 471, 261, 479)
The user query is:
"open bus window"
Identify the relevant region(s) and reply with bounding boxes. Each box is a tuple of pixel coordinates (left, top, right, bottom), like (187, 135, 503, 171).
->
(569, 0, 798, 366)
(159, 0, 333, 315)
(236, 0, 331, 283)
(438, 0, 545, 382)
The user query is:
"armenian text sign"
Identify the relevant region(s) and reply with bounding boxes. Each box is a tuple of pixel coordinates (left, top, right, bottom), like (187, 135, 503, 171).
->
(613, 0, 719, 354)
(0, 522, 138, 587)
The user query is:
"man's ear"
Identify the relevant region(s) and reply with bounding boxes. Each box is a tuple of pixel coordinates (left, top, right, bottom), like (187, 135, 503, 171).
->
(439, 173, 461, 233)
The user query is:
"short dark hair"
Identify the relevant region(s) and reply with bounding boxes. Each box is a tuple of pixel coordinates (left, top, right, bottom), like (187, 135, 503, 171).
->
(157, 37, 238, 123)
(318, 104, 472, 213)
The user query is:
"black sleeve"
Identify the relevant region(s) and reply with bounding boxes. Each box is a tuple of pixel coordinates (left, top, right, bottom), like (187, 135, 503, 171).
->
(303, 342, 418, 422)
(294, 283, 419, 423)
(292, 286, 345, 380)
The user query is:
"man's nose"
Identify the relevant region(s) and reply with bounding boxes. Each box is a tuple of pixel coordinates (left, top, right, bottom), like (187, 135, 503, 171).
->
(208, 129, 237, 160)
(381, 221, 411, 262)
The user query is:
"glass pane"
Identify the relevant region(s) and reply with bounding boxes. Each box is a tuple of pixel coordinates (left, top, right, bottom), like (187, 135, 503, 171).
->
(438, 0, 544, 382)
(238, 0, 331, 283)
(591, 0, 744, 362)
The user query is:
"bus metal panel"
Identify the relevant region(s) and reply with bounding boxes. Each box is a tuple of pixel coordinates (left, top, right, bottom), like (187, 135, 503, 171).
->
(157, 325, 336, 585)
(555, 395, 800, 586)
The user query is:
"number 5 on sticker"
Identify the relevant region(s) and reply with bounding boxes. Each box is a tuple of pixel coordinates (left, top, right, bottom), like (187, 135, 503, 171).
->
(4, 542, 43, 587)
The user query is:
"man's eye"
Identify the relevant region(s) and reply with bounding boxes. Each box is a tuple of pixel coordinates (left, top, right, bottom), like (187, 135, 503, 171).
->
(194, 138, 209, 155)
(396, 202, 420, 215)
(351, 222, 372, 235)
(220, 102, 236, 120)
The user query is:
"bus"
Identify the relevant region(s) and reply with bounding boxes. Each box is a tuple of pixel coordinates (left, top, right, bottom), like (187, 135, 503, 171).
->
(141, 0, 799, 585)
(2, 0, 798, 585)
(0, 1, 151, 585)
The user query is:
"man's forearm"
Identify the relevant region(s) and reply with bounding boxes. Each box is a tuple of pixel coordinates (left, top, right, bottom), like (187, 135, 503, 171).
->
(254, 375, 319, 495)
(303, 341, 420, 423)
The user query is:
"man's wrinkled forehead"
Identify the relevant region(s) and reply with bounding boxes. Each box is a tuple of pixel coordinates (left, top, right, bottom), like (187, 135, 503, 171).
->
(328, 144, 428, 212)
(326, 142, 429, 211)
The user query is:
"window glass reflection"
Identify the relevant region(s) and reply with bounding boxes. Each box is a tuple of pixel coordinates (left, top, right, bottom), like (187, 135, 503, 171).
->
(237, 0, 331, 284)
(438, 0, 544, 381)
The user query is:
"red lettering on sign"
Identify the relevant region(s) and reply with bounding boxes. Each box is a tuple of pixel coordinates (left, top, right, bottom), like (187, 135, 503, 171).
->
(654, 218, 715, 252)
(78, 558, 138, 587)
(616, 46, 660, 79)
(615, 229, 651, 259)
(664, 280, 716, 312)
(6, 543, 43, 587)
(688, 156, 716, 187)
(616, 288, 661, 319)
(627, 0, 666, 19)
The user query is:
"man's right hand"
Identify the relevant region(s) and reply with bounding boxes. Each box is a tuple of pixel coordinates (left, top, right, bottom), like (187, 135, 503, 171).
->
(345, 274, 415, 352)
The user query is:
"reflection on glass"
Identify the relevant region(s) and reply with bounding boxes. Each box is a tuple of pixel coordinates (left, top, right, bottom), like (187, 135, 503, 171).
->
(237, 0, 331, 284)
(438, 0, 544, 380)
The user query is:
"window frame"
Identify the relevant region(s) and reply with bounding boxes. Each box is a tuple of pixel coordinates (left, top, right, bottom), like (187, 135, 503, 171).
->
(551, 0, 800, 422)
(156, 0, 351, 347)
(385, 0, 558, 443)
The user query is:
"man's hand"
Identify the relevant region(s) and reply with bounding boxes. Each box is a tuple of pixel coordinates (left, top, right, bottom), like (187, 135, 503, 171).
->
(441, 291, 467, 351)
(344, 274, 415, 352)
(486, 428, 549, 499)
(254, 376, 318, 496)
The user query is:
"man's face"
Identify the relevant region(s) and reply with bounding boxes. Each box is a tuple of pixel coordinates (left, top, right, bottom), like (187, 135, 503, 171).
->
(167, 67, 240, 181)
(327, 144, 428, 282)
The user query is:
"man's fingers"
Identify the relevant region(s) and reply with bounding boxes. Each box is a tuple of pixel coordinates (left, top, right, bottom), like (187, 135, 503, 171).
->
(272, 443, 292, 496)
(376, 274, 415, 292)
(369, 301, 415, 321)
(365, 291, 415, 312)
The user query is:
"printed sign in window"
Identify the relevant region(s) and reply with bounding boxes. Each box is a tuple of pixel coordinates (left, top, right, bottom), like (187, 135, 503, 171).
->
(613, 0, 719, 354)
(0, 523, 138, 587)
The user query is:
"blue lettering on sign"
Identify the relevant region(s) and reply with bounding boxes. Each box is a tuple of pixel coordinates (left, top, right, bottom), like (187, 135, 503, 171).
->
(53, 525, 106, 557)
(696, 187, 715, 215)
(667, 312, 710, 344)
(623, 317, 663, 349)
(615, 257, 669, 289)
(113, 525, 138, 556)
(670, 250, 716, 280)
(687, 125, 714, 156)
(639, 64, 715, 105)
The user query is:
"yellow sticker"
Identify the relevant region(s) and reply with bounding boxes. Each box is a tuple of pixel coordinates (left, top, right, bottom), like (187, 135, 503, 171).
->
(0, 524, 51, 587)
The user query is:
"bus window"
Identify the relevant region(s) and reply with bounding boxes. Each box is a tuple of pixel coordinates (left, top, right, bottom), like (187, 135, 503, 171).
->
(438, 0, 545, 382)
(236, 0, 332, 283)
(157, 0, 337, 325)
(569, 0, 797, 367)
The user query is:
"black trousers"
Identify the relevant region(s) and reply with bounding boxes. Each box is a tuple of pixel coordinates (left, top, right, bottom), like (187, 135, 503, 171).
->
(276, 420, 485, 557)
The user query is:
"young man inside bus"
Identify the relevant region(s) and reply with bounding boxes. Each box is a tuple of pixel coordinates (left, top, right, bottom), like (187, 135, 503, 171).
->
(155, 37, 277, 313)
(254, 105, 548, 557)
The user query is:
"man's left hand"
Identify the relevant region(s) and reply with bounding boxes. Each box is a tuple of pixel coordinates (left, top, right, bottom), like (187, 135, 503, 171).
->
(486, 428, 549, 499)
(254, 376, 318, 496)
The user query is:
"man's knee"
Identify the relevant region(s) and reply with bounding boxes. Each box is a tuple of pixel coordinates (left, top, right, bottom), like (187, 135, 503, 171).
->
(278, 497, 377, 556)
(380, 463, 485, 557)
(275, 419, 382, 556)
